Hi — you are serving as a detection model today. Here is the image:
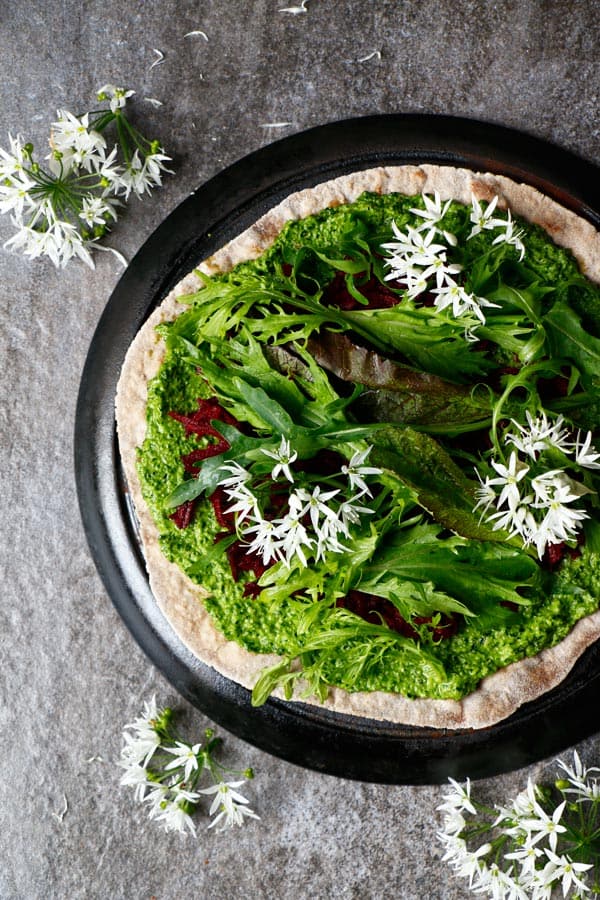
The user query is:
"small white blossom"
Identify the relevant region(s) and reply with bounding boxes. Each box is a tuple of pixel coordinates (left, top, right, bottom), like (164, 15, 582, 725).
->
(506, 411, 573, 459)
(574, 430, 600, 469)
(438, 777, 477, 816)
(492, 210, 526, 261)
(409, 191, 457, 245)
(488, 451, 530, 510)
(117, 148, 172, 199)
(164, 741, 203, 782)
(51, 110, 106, 172)
(293, 485, 340, 531)
(79, 194, 118, 227)
(146, 784, 200, 836)
(277, 513, 314, 567)
(243, 517, 283, 565)
(97, 84, 135, 113)
(199, 780, 259, 831)
(261, 436, 298, 482)
(468, 193, 500, 239)
(340, 446, 382, 496)
(432, 281, 500, 325)
(539, 849, 592, 896)
(118, 761, 151, 802)
(519, 799, 568, 853)
(120, 695, 162, 767)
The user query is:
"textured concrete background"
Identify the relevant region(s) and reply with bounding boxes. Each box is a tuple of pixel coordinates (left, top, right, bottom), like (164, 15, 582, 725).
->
(2, 2, 600, 898)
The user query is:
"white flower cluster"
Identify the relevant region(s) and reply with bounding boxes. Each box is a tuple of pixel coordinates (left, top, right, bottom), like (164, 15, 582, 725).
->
(119, 696, 259, 836)
(381, 191, 526, 338)
(438, 752, 598, 898)
(0, 85, 171, 269)
(217, 439, 382, 569)
(474, 413, 599, 558)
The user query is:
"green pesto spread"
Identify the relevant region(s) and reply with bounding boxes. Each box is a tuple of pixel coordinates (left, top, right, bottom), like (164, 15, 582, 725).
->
(137, 190, 600, 702)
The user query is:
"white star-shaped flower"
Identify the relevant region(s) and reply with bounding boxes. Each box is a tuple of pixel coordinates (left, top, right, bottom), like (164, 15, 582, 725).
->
(164, 741, 203, 782)
(261, 436, 298, 482)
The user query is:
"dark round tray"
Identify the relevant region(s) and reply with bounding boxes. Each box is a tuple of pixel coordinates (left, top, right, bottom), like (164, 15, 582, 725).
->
(74, 114, 600, 784)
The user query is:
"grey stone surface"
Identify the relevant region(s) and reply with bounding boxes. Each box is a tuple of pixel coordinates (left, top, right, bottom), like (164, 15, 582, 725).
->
(2, 2, 600, 898)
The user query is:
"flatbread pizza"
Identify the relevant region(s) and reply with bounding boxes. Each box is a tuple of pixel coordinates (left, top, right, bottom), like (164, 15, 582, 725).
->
(116, 164, 600, 729)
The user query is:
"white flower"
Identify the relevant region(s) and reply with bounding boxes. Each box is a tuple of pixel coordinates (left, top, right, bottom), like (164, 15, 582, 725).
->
(432, 281, 499, 325)
(97, 84, 135, 113)
(198, 780, 259, 831)
(120, 695, 162, 766)
(519, 799, 567, 853)
(530, 469, 590, 507)
(557, 750, 600, 798)
(492, 210, 526, 261)
(468, 193, 500, 239)
(539, 849, 592, 896)
(574, 430, 600, 469)
(488, 501, 536, 542)
(146, 784, 200, 836)
(79, 194, 118, 227)
(293, 485, 340, 531)
(223, 483, 261, 525)
(51, 110, 106, 172)
(277, 512, 314, 567)
(488, 451, 530, 510)
(473, 471, 497, 518)
(400, 267, 430, 299)
(118, 760, 151, 802)
(382, 223, 447, 272)
(340, 446, 382, 496)
(243, 517, 282, 565)
(506, 412, 573, 459)
(336, 494, 375, 534)
(217, 461, 252, 489)
(117, 148, 172, 200)
(438, 777, 477, 816)
(409, 190, 456, 240)
(164, 741, 203, 782)
(420, 256, 463, 290)
(261, 436, 298, 482)
(0, 133, 29, 178)
(0, 172, 38, 217)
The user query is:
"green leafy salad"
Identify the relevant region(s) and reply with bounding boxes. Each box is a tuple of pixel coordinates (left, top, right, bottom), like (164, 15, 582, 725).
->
(137, 188, 600, 706)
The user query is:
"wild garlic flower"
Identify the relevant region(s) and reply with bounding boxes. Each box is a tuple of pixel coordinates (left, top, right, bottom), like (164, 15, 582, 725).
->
(97, 84, 135, 113)
(216, 442, 381, 570)
(341, 447, 383, 497)
(438, 754, 600, 898)
(0, 84, 170, 269)
(468, 194, 500, 239)
(468, 194, 526, 260)
(506, 411, 573, 459)
(409, 190, 457, 245)
(164, 741, 203, 782)
(432, 281, 499, 325)
(199, 780, 260, 831)
(492, 210, 526, 261)
(475, 415, 598, 558)
(119, 700, 258, 838)
(261, 436, 298, 482)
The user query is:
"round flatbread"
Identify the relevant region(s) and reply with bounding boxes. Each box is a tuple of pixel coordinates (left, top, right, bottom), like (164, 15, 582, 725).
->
(115, 164, 600, 729)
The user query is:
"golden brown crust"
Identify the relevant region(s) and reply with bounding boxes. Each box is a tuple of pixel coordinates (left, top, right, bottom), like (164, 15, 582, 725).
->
(115, 164, 600, 729)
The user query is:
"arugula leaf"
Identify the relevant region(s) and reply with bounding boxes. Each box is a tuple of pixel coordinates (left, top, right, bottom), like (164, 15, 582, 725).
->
(341, 306, 493, 382)
(250, 602, 448, 707)
(545, 300, 600, 392)
(362, 524, 539, 625)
